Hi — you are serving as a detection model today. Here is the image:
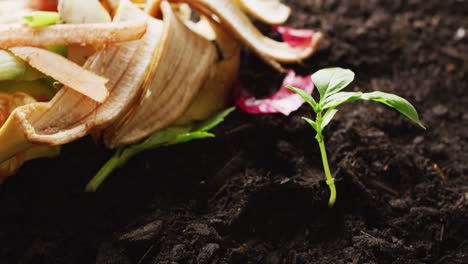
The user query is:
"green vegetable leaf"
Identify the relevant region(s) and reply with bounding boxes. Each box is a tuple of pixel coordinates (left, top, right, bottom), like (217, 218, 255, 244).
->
(321, 91, 362, 109)
(170, 131, 215, 145)
(142, 126, 191, 150)
(321, 109, 338, 129)
(311, 67, 355, 99)
(193, 107, 236, 132)
(361, 91, 425, 129)
(302, 117, 318, 132)
(285, 85, 318, 111)
(85, 107, 236, 192)
(23, 11, 60, 28)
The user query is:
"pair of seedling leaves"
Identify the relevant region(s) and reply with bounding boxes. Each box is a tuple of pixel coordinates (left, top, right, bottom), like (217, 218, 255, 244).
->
(88, 67, 424, 209)
(288, 68, 425, 133)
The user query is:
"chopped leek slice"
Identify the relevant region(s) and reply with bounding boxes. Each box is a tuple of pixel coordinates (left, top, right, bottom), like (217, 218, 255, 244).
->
(46, 45, 68, 57)
(0, 50, 26, 81)
(23, 11, 60, 28)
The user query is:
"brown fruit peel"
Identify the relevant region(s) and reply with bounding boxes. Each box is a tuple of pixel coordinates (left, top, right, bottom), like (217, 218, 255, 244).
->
(0, 92, 60, 180)
(235, 0, 291, 26)
(103, 1, 218, 147)
(171, 0, 322, 71)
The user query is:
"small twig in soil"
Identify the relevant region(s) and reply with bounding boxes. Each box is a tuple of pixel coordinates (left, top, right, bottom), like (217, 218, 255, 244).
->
(439, 223, 445, 241)
(360, 231, 391, 245)
(433, 163, 449, 184)
(367, 179, 399, 196)
(452, 194, 466, 210)
(224, 123, 254, 135)
(137, 245, 155, 264)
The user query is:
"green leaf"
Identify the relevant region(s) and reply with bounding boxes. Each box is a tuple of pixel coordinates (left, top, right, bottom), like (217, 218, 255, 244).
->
(285, 85, 318, 111)
(23, 11, 60, 28)
(361, 91, 425, 129)
(85, 107, 235, 191)
(193, 107, 236, 132)
(321, 91, 362, 109)
(170, 132, 215, 145)
(302, 117, 318, 132)
(142, 126, 191, 149)
(311, 68, 355, 99)
(321, 109, 338, 129)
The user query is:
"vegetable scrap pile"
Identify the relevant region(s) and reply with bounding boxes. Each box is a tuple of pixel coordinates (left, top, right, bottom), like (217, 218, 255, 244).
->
(0, 0, 322, 187)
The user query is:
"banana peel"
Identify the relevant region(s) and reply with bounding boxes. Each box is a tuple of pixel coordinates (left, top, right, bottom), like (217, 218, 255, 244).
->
(0, 20, 147, 49)
(170, 0, 321, 71)
(174, 49, 240, 125)
(145, 0, 163, 18)
(103, 1, 218, 147)
(175, 15, 241, 125)
(235, 0, 291, 26)
(0, 92, 60, 181)
(10, 46, 110, 103)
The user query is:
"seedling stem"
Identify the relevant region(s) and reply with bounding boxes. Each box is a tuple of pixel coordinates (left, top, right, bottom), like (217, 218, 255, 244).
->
(317, 127, 336, 207)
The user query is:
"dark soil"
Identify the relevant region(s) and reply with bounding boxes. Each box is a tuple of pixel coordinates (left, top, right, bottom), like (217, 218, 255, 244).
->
(1, 0, 468, 263)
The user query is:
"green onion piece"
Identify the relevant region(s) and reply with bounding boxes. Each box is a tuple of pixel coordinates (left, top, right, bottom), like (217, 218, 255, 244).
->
(0, 80, 57, 101)
(22, 66, 46, 81)
(0, 50, 46, 81)
(0, 50, 27, 81)
(46, 45, 68, 57)
(23, 11, 60, 28)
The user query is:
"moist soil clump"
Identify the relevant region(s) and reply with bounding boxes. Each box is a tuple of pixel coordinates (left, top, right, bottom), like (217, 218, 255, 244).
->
(1, 0, 467, 263)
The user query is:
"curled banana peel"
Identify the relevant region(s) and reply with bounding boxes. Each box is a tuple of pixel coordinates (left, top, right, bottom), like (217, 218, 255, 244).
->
(170, 0, 322, 71)
(103, 1, 218, 147)
(0, 0, 161, 162)
(144, 0, 163, 18)
(0, 92, 60, 181)
(175, 16, 241, 125)
(235, 0, 291, 26)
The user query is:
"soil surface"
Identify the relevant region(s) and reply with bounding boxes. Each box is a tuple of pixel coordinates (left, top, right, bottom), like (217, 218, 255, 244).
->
(1, 0, 467, 263)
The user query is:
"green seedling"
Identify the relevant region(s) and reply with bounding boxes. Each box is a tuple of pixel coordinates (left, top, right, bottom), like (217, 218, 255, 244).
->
(85, 107, 236, 192)
(286, 67, 425, 207)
